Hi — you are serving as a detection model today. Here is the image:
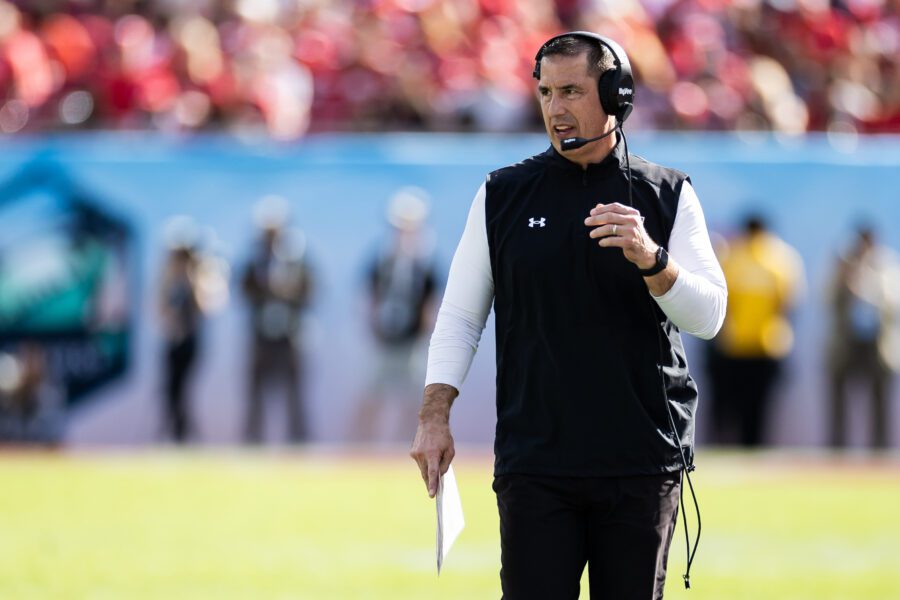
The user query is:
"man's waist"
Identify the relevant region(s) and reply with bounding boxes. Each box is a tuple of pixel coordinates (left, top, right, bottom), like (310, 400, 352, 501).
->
(493, 446, 690, 479)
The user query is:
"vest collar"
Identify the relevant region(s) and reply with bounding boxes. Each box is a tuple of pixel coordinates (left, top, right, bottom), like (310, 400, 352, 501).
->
(545, 133, 625, 178)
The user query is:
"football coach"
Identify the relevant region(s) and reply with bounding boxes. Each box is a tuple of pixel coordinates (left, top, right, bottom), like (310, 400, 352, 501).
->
(411, 31, 727, 599)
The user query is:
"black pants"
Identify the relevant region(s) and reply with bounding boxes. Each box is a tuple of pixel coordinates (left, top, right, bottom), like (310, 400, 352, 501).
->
(493, 472, 681, 600)
(829, 339, 891, 449)
(708, 352, 780, 447)
(246, 337, 306, 443)
(164, 336, 197, 443)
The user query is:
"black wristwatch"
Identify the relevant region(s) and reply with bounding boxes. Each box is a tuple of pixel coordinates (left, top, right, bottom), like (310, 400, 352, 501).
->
(637, 246, 668, 277)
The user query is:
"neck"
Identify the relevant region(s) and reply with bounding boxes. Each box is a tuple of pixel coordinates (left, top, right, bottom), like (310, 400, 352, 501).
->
(565, 129, 619, 170)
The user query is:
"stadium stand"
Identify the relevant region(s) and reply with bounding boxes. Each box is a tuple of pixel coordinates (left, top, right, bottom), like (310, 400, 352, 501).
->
(0, 0, 897, 137)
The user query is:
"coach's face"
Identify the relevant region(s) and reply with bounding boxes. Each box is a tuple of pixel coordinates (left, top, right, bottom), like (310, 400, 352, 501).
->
(538, 52, 615, 167)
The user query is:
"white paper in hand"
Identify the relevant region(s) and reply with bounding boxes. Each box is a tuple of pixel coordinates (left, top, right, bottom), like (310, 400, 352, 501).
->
(436, 465, 464, 574)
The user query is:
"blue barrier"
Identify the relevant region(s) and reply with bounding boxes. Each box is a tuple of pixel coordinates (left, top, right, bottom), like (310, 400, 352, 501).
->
(0, 132, 897, 447)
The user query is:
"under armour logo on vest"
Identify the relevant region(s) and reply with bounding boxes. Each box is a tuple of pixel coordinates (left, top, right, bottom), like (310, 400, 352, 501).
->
(528, 217, 546, 228)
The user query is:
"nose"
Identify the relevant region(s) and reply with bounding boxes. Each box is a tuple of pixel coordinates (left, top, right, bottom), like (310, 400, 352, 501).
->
(547, 93, 566, 118)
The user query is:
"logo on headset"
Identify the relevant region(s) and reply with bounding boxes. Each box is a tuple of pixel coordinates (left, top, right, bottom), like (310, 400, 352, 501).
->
(618, 87, 633, 96)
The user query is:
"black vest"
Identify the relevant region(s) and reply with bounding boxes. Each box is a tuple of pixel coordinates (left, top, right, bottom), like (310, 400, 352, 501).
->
(485, 141, 697, 477)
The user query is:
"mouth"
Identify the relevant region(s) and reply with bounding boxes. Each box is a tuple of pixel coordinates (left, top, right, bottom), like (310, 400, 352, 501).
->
(552, 124, 576, 139)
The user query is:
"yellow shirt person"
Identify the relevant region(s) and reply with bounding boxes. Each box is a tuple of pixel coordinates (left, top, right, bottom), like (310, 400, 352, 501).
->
(707, 217, 805, 446)
(718, 223, 805, 360)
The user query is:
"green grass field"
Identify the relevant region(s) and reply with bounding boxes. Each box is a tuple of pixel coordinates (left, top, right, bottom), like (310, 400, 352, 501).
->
(0, 449, 897, 599)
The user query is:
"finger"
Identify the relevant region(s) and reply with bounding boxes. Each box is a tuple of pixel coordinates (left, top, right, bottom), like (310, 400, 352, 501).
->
(438, 446, 455, 475)
(590, 224, 634, 239)
(427, 454, 441, 498)
(409, 447, 428, 482)
(588, 224, 618, 239)
(598, 235, 631, 248)
(584, 212, 631, 228)
(589, 203, 640, 217)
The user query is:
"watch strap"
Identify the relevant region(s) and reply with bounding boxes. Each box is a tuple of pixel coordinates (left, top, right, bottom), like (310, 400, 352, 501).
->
(637, 246, 668, 276)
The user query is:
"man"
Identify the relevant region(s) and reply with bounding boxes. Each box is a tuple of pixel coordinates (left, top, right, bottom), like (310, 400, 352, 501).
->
(353, 188, 439, 442)
(410, 33, 726, 599)
(707, 215, 805, 446)
(158, 236, 203, 443)
(242, 196, 313, 443)
(826, 226, 899, 449)
(158, 215, 229, 443)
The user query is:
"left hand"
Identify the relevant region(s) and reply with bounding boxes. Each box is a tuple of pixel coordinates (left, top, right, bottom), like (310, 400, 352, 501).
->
(584, 203, 658, 270)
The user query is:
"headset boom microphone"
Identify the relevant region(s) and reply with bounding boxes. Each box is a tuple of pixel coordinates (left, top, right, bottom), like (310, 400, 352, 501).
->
(559, 125, 617, 151)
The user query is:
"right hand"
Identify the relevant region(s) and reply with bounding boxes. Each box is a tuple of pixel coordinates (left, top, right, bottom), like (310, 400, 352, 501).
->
(410, 417, 455, 498)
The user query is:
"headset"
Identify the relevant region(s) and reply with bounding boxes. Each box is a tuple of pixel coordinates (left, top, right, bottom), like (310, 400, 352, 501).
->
(534, 32, 701, 590)
(532, 31, 635, 125)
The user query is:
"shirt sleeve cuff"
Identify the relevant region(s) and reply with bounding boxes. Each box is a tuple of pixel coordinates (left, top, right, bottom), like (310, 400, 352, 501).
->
(424, 371, 463, 391)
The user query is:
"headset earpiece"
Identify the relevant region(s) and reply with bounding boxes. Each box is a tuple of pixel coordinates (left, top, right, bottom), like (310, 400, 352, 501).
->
(598, 68, 620, 119)
(533, 31, 634, 124)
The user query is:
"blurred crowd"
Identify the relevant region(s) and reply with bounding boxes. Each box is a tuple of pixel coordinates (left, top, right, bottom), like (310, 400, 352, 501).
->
(155, 190, 438, 445)
(1, 0, 899, 138)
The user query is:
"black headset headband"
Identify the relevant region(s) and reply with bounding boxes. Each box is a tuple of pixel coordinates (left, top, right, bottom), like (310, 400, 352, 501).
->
(532, 31, 634, 124)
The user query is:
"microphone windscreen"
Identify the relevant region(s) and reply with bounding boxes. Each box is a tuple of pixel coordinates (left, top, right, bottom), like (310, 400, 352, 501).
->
(560, 137, 587, 151)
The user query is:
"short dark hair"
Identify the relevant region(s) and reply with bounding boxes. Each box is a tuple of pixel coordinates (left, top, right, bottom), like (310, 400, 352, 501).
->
(540, 35, 616, 82)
